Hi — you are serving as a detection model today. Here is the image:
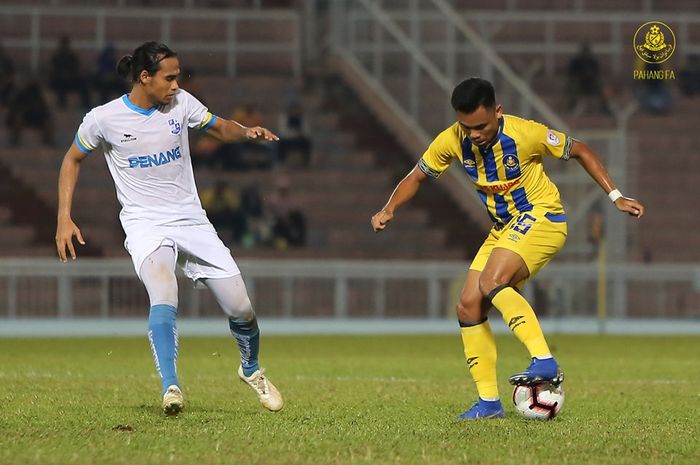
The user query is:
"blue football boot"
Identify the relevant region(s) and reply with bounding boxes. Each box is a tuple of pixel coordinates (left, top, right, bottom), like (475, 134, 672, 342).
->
(509, 357, 564, 386)
(458, 398, 504, 419)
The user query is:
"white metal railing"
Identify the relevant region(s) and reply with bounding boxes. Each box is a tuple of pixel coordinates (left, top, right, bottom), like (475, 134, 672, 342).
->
(41, 0, 284, 7)
(0, 5, 302, 78)
(0, 259, 698, 321)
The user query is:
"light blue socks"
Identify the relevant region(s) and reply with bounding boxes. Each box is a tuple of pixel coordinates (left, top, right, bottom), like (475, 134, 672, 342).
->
(148, 304, 179, 394)
(229, 317, 260, 377)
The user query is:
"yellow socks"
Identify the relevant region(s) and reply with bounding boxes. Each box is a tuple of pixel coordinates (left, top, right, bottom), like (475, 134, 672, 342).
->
(459, 319, 498, 400)
(489, 285, 551, 359)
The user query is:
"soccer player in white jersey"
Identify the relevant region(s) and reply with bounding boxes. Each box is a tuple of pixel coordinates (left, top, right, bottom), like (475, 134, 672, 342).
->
(55, 42, 283, 416)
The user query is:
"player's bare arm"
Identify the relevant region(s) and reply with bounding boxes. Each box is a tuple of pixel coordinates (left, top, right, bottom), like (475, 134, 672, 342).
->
(569, 139, 645, 218)
(206, 117, 279, 143)
(56, 142, 88, 262)
(371, 166, 428, 232)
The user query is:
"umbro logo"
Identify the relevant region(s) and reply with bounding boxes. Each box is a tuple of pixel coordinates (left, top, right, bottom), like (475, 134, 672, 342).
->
(121, 133, 137, 143)
(508, 315, 526, 330)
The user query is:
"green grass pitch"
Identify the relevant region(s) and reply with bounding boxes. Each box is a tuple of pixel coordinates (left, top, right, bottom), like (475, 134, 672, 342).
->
(0, 334, 697, 465)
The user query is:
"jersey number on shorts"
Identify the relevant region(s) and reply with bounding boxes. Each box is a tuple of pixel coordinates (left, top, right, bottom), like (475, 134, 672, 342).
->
(511, 213, 536, 235)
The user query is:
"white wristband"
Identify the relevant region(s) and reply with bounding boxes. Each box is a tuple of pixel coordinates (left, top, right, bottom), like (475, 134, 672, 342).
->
(608, 189, 623, 203)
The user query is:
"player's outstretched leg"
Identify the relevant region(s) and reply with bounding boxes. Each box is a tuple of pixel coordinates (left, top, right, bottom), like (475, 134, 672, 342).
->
(206, 276, 284, 411)
(487, 284, 563, 385)
(148, 304, 183, 414)
(458, 318, 503, 419)
(229, 317, 283, 411)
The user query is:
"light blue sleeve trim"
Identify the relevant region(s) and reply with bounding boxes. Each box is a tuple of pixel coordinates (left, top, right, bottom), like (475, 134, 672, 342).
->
(74, 132, 93, 154)
(201, 113, 217, 131)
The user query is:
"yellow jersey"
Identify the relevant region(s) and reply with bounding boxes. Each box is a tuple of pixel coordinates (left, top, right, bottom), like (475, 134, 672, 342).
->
(418, 114, 572, 226)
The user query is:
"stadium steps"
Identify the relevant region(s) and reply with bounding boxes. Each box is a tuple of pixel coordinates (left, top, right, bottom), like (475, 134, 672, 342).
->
(0, 72, 469, 260)
(0, 149, 104, 258)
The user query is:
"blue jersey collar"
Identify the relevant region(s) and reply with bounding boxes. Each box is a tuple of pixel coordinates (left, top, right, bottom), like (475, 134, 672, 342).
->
(122, 94, 158, 116)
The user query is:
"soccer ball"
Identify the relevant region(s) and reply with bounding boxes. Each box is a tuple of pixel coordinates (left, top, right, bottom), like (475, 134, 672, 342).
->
(512, 382, 565, 420)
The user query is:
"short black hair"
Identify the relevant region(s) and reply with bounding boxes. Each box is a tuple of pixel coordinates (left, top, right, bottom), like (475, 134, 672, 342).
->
(450, 78, 496, 113)
(116, 41, 177, 82)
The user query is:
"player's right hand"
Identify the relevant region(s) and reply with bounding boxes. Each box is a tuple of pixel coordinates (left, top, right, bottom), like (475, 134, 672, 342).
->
(55, 217, 85, 262)
(371, 209, 394, 232)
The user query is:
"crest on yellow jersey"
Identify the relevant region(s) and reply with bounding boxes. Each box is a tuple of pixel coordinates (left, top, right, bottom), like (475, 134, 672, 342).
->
(503, 154, 519, 171)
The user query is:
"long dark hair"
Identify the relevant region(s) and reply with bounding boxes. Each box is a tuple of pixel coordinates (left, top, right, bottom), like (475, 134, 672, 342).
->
(116, 41, 177, 82)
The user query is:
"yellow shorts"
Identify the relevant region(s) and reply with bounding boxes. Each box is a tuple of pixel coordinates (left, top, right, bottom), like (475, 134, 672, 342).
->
(469, 208, 567, 284)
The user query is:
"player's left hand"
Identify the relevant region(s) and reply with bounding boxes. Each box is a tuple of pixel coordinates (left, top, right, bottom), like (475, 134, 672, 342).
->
(614, 197, 645, 218)
(245, 126, 279, 142)
(371, 209, 394, 232)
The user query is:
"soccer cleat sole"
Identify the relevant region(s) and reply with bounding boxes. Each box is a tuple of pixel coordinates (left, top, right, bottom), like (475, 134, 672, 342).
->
(162, 386, 185, 416)
(163, 400, 184, 416)
(508, 371, 564, 387)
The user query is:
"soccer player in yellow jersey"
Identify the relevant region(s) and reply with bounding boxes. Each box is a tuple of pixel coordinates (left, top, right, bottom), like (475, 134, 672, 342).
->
(371, 78, 644, 419)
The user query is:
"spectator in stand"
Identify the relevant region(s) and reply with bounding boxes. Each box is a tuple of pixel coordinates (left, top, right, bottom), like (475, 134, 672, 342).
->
(179, 67, 206, 105)
(565, 43, 610, 116)
(276, 90, 312, 167)
(679, 54, 700, 97)
(5, 78, 54, 146)
(0, 42, 15, 106)
(49, 36, 91, 109)
(219, 104, 275, 171)
(268, 174, 307, 249)
(200, 180, 247, 245)
(239, 183, 275, 248)
(637, 61, 672, 114)
(191, 131, 223, 168)
(94, 43, 127, 104)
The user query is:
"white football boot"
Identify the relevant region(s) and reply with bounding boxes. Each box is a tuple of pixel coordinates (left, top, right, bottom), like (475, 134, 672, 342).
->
(162, 385, 184, 416)
(238, 366, 284, 412)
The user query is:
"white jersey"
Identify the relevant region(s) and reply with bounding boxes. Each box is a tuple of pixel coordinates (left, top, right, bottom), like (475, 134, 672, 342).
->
(75, 89, 217, 228)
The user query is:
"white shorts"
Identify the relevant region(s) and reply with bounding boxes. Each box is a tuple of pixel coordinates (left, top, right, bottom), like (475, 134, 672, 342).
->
(123, 222, 240, 282)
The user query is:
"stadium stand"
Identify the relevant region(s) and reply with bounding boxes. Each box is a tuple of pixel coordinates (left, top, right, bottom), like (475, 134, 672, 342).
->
(0, 0, 698, 264)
